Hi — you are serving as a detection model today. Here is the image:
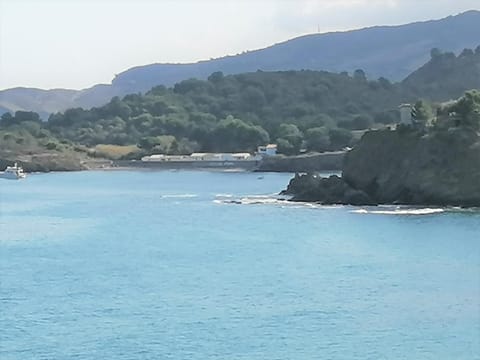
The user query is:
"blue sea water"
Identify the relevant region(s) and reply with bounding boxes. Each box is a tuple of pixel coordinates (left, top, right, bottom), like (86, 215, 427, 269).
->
(1, 170, 479, 360)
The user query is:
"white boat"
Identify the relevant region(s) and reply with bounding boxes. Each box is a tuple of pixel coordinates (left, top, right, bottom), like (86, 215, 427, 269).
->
(0, 163, 27, 180)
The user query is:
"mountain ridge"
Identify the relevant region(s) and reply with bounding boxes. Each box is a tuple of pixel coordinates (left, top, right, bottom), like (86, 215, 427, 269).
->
(1, 10, 479, 117)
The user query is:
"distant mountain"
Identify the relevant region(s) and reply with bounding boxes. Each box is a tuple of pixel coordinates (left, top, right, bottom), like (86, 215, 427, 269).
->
(113, 10, 480, 91)
(1, 10, 479, 117)
(0, 85, 118, 120)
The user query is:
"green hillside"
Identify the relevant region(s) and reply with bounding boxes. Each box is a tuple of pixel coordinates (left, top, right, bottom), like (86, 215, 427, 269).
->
(403, 46, 480, 100)
(42, 70, 406, 156)
(1, 48, 479, 167)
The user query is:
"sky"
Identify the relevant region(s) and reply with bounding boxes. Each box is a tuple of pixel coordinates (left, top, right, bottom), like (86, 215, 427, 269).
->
(0, 0, 478, 90)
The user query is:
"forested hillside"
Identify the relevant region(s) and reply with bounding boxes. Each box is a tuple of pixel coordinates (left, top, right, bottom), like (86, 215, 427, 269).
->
(1, 47, 479, 166)
(40, 70, 407, 156)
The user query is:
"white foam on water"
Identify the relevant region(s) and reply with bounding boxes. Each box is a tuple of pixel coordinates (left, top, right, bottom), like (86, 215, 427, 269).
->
(241, 193, 279, 199)
(213, 195, 348, 210)
(354, 209, 369, 214)
(161, 194, 198, 198)
(238, 197, 288, 205)
(213, 196, 289, 206)
(352, 207, 445, 215)
(215, 193, 234, 198)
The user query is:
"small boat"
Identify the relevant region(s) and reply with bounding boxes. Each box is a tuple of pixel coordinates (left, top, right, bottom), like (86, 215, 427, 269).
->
(0, 163, 27, 180)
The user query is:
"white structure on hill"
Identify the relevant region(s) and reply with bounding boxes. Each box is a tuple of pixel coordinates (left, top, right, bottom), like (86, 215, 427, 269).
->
(399, 104, 413, 124)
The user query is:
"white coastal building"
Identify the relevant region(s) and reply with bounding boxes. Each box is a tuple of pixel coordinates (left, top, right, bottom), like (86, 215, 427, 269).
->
(141, 152, 261, 162)
(257, 144, 277, 156)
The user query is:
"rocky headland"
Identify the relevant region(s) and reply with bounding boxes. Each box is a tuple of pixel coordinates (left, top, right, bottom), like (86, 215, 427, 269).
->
(283, 124, 480, 207)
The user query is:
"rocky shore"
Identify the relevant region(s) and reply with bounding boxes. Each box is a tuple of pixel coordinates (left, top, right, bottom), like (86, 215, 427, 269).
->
(282, 127, 480, 207)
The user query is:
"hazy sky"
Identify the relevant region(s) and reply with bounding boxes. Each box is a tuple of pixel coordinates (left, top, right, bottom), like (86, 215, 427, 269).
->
(0, 0, 478, 90)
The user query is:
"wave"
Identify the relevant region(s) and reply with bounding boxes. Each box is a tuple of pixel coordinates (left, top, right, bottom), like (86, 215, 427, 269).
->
(215, 193, 234, 198)
(213, 195, 453, 215)
(352, 207, 445, 215)
(214, 192, 291, 205)
(213, 195, 346, 210)
(214, 197, 288, 206)
(161, 194, 198, 198)
(238, 197, 289, 205)
(215, 198, 476, 215)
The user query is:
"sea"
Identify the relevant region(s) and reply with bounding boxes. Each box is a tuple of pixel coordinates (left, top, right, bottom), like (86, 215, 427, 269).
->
(1, 170, 479, 360)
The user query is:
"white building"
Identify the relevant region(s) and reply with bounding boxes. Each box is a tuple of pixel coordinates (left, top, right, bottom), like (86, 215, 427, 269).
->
(142, 152, 261, 162)
(257, 144, 277, 156)
(399, 104, 413, 125)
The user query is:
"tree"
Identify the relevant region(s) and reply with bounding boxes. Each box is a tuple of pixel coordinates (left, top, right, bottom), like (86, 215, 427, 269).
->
(174, 78, 213, 95)
(104, 96, 132, 119)
(241, 86, 266, 111)
(305, 127, 330, 152)
(448, 90, 480, 130)
(148, 100, 172, 116)
(351, 115, 373, 130)
(412, 100, 434, 124)
(374, 110, 399, 125)
(147, 85, 168, 96)
(129, 114, 152, 134)
(139, 135, 177, 153)
(208, 71, 224, 83)
(276, 123, 303, 153)
(329, 128, 353, 150)
(211, 115, 269, 152)
(0, 112, 14, 126)
(14, 111, 41, 123)
(276, 138, 296, 155)
(22, 121, 42, 137)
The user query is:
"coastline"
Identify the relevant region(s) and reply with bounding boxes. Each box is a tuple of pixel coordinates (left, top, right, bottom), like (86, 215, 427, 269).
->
(1, 151, 345, 173)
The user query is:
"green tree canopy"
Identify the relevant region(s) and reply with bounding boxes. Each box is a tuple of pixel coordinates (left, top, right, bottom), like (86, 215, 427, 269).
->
(448, 90, 480, 130)
(211, 115, 269, 152)
(305, 127, 330, 152)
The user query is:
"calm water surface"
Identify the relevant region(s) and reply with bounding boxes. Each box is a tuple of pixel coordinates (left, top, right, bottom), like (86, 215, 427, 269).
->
(1, 171, 479, 359)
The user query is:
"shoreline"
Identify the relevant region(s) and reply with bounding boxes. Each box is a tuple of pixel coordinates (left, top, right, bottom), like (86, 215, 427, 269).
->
(7, 168, 479, 210)
(2, 150, 346, 173)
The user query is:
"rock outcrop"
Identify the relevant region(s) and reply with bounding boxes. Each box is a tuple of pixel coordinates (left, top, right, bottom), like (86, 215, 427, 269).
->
(282, 173, 375, 205)
(283, 127, 480, 207)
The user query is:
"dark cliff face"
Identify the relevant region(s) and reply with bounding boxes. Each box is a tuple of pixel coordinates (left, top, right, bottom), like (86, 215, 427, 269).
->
(342, 128, 480, 206)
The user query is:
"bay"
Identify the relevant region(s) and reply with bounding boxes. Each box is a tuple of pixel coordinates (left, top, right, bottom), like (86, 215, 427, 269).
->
(1, 171, 479, 359)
